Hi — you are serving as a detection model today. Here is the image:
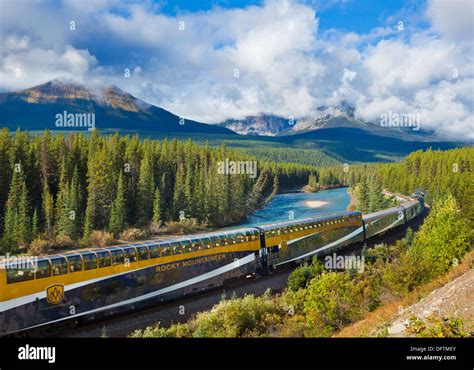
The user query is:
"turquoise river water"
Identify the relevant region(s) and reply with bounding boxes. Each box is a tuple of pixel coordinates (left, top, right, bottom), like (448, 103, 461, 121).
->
(225, 187, 351, 230)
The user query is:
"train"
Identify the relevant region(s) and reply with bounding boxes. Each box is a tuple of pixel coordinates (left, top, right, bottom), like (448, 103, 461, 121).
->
(0, 193, 424, 336)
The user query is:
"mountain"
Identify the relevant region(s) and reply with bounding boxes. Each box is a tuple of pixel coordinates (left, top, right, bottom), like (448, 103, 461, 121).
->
(0, 79, 234, 135)
(219, 103, 452, 143)
(219, 114, 292, 136)
(277, 127, 459, 162)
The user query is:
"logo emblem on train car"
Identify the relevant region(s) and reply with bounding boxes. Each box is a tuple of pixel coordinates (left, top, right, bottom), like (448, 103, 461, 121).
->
(46, 284, 65, 304)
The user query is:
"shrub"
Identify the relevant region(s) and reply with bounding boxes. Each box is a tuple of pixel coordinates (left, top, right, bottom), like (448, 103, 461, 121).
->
(161, 218, 207, 235)
(28, 236, 78, 255)
(409, 194, 472, 279)
(353, 272, 382, 312)
(282, 287, 308, 315)
(53, 235, 76, 249)
(28, 238, 53, 255)
(147, 221, 163, 235)
(190, 292, 286, 337)
(304, 272, 364, 335)
(130, 323, 191, 338)
(91, 230, 114, 246)
(364, 241, 407, 265)
(119, 228, 148, 241)
(287, 258, 324, 292)
(381, 252, 428, 296)
(405, 315, 470, 338)
(276, 314, 316, 337)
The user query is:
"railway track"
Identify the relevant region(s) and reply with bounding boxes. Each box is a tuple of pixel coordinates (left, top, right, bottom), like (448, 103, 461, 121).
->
(52, 206, 428, 338)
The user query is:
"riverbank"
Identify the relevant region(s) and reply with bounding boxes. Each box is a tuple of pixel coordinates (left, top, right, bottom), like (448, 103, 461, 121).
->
(347, 187, 358, 211)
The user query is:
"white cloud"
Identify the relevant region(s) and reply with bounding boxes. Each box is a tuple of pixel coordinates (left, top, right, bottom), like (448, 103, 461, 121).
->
(427, 0, 474, 41)
(0, 0, 472, 140)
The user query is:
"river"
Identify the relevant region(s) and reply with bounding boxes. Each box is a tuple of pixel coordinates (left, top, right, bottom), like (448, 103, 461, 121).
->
(225, 187, 351, 230)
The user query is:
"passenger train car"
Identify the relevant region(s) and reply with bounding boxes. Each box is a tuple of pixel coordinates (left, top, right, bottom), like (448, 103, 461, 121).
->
(0, 194, 424, 336)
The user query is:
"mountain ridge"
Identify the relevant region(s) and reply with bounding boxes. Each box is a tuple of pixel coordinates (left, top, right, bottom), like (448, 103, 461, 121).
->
(0, 79, 234, 135)
(219, 104, 456, 143)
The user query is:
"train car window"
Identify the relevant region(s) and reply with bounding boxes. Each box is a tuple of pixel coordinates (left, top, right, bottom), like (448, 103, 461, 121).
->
(66, 255, 82, 273)
(6, 262, 35, 284)
(34, 259, 51, 279)
(97, 251, 112, 268)
(171, 241, 183, 254)
(244, 230, 250, 242)
(221, 236, 229, 246)
(237, 233, 245, 243)
(136, 246, 150, 261)
(161, 243, 172, 256)
(149, 244, 161, 259)
(201, 237, 211, 249)
(51, 257, 68, 276)
(181, 240, 193, 253)
(191, 239, 202, 251)
(208, 236, 218, 247)
(111, 249, 125, 265)
(123, 247, 138, 263)
(82, 252, 97, 270)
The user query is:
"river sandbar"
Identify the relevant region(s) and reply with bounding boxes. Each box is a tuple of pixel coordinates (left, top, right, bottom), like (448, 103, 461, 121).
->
(305, 200, 329, 208)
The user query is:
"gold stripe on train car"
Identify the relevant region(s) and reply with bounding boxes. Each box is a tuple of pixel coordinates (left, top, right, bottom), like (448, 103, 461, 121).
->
(0, 240, 260, 301)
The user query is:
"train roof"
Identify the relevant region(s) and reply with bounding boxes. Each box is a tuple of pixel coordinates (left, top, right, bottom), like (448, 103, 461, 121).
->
(259, 210, 361, 231)
(362, 199, 420, 221)
(0, 226, 261, 267)
(362, 205, 401, 221)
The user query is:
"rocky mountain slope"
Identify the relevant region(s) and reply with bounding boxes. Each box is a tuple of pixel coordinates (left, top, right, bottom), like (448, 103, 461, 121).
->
(0, 79, 235, 135)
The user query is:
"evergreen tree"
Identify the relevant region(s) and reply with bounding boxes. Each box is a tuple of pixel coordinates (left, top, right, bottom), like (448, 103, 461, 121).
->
(55, 157, 68, 229)
(358, 175, 370, 212)
(368, 175, 385, 212)
(173, 163, 186, 220)
(83, 186, 95, 243)
(42, 181, 55, 240)
(1, 169, 23, 252)
(138, 149, 155, 225)
(153, 186, 161, 225)
(67, 167, 82, 239)
(109, 172, 126, 237)
(17, 181, 31, 246)
(31, 207, 39, 240)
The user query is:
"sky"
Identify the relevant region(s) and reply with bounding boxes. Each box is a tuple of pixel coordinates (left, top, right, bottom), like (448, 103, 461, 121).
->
(0, 0, 473, 140)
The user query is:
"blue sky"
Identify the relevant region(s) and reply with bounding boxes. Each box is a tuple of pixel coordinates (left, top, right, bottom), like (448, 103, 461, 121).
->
(0, 0, 472, 140)
(155, 0, 427, 33)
